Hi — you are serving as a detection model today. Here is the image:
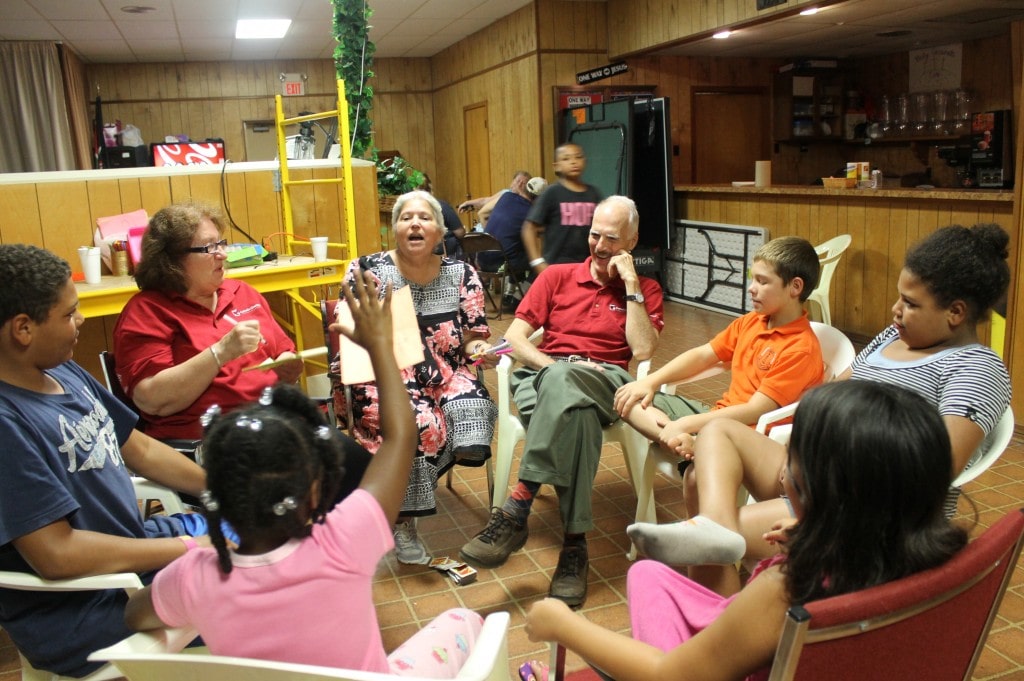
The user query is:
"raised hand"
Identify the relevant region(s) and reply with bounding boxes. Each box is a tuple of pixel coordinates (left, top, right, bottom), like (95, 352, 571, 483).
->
(332, 269, 393, 352)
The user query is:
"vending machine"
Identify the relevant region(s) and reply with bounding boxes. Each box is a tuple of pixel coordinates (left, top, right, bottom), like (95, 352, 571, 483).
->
(969, 110, 1013, 188)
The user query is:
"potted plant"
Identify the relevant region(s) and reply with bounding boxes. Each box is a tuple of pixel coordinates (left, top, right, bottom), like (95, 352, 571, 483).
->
(376, 155, 424, 212)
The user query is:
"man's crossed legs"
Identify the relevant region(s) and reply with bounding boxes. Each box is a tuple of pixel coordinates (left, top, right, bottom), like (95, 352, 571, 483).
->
(460, 361, 634, 607)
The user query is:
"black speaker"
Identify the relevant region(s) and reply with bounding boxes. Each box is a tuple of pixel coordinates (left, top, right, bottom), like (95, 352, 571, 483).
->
(101, 145, 150, 168)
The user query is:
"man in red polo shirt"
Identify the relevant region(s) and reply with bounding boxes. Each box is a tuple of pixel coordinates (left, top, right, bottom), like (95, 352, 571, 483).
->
(460, 195, 663, 608)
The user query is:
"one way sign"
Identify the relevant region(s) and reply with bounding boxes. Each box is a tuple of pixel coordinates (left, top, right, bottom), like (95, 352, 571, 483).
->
(576, 61, 628, 85)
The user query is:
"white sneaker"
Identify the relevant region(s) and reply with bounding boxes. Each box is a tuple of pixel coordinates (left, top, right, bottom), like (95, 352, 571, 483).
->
(393, 520, 430, 565)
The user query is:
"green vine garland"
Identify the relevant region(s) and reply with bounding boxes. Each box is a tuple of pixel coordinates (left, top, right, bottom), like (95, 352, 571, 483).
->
(332, 0, 375, 160)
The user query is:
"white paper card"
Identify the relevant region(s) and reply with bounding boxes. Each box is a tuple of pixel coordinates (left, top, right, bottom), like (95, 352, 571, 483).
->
(792, 76, 814, 97)
(336, 285, 424, 384)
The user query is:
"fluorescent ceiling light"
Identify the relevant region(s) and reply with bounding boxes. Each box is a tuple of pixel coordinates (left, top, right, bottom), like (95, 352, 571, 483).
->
(713, 30, 731, 39)
(800, 7, 820, 16)
(236, 19, 291, 39)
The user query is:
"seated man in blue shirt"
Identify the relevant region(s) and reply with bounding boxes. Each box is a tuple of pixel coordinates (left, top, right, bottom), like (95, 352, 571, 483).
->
(478, 174, 547, 277)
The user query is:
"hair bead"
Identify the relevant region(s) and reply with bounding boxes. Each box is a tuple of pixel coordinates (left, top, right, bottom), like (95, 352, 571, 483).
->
(272, 496, 298, 516)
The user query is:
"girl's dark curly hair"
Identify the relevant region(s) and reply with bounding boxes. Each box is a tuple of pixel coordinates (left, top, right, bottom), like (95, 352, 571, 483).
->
(199, 384, 345, 574)
(903, 223, 1010, 324)
(134, 200, 227, 295)
(782, 381, 968, 605)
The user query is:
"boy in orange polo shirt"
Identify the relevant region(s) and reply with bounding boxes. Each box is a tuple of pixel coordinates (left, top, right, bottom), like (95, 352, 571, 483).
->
(614, 235, 824, 487)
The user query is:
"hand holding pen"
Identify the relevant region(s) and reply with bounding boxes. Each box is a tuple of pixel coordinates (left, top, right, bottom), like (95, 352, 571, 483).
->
(470, 338, 513, 367)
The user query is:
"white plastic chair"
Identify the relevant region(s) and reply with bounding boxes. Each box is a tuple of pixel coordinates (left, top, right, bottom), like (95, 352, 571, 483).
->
(806, 234, 852, 326)
(0, 479, 191, 681)
(630, 322, 856, 557)
(954, 405, 1015, 487)
(0, 567, 197, 681)
(489, 330, 651, 538)
(90, 611, 513, 681)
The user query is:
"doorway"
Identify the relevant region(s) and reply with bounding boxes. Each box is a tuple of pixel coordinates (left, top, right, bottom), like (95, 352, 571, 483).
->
(463, 103, 491, 227)
(691, 89, 769, 184)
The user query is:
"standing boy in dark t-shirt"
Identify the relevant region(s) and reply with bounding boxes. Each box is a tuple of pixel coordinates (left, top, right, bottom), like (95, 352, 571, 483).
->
(522, 143, 603, 275)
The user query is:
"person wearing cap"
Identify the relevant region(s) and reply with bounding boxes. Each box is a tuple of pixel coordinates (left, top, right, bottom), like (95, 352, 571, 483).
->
(477, 174, 547, 279)
(458, 171, 531, 228)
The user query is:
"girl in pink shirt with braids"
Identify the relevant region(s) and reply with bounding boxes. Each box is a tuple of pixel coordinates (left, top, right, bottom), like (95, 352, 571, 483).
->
(125, 272, 485, 677)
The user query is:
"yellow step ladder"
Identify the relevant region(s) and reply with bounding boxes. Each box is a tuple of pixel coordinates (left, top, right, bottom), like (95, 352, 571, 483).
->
(274, 78, 359, 264)
(272, 79, 359, 379)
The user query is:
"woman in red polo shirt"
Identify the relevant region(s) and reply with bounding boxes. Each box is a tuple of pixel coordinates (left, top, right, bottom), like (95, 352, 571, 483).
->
(113, 200, 301, 441)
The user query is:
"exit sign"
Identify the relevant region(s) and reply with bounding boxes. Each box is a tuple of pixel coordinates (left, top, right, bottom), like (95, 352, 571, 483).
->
(281, 73, 305, 96)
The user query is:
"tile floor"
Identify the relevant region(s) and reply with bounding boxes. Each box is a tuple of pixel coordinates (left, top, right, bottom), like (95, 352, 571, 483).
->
(1, 300, 1022, 680)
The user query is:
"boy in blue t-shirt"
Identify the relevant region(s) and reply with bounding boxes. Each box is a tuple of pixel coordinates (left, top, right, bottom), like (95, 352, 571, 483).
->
(0, 244, 208, 677)
(522, 143, 604, 274)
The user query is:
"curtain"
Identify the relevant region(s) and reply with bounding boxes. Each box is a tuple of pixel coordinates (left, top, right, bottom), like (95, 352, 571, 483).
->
(60, 45, 93, 170)
(0, 42, 76, 173)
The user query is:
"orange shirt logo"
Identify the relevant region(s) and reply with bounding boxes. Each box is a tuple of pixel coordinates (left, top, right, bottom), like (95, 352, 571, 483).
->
(757, 346, 777, 371)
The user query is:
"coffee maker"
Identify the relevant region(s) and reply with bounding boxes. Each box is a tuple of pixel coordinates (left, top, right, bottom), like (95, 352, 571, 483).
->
(940, 110, 1014, 188)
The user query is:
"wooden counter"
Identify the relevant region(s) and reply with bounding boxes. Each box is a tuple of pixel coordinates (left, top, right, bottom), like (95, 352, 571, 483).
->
(676, 184, 1015, 202)
(674, 184, 1016, 342)
(0, 159, 379, 382)
(75, 255, 343, 319)
(0, 158, 381, 269)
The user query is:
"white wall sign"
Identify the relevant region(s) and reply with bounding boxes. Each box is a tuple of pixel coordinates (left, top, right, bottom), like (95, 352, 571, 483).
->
(909, 44, 962, 93)
(281, 72, 306, 96)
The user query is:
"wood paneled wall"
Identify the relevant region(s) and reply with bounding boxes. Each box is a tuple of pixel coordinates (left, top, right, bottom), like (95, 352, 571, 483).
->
(1008, 20, 1023, 419)
(0, 162, 378, 271)
(395, 4, 541, 207)
(535, 1, 610, 172)
(606, 0, 818, 57)
(87, 60, 346, 165)
(372, 58, 436, 188)
(599, 55, 779, 184)
(679, 191, 1015, 341)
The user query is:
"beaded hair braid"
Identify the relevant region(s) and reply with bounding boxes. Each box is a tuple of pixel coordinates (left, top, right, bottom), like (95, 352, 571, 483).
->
(199, 385, 345, 574)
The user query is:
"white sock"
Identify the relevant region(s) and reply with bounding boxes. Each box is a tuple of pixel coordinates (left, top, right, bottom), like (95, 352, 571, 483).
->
(626, 515, 746, 565)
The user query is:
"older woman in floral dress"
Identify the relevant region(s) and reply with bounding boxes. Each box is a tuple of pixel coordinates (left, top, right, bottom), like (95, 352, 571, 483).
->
(334, 190, 498, 564)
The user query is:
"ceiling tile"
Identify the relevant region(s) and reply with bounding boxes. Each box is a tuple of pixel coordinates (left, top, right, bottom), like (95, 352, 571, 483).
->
(2, 0, 1022, 63)
(52, 19, 124, 40)
(370, 1, 428, 21)
(0, 0, 45, 21)
(28, 0, 108, 21)
(0, 20, 62, 40)
(171, 0, 239, 20)
(115, 21, 180, 39)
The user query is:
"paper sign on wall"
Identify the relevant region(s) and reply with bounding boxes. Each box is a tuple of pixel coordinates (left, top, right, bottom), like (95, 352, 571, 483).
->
(909, 43, 962, 93)
(335, 285, 424, 384)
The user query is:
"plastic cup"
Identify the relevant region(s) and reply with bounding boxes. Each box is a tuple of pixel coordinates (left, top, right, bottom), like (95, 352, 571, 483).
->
(310, 236, 329, 262)
(79, 246, 102, 284)
(754, 160, 771, 187)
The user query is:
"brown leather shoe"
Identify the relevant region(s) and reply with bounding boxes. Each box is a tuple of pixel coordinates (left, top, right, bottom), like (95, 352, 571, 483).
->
(460, 508, 528, 568)
(549, 543, 588, 608)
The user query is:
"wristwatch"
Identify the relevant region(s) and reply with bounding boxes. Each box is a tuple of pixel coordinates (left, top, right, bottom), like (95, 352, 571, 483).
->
(625, 292, 645, 303)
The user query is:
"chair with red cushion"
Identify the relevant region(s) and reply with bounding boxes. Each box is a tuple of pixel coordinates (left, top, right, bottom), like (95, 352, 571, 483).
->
(767, 507, 1024, 680)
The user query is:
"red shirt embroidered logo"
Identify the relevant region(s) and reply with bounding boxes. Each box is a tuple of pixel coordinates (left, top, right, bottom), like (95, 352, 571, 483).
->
(757, 346, 777, 371)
